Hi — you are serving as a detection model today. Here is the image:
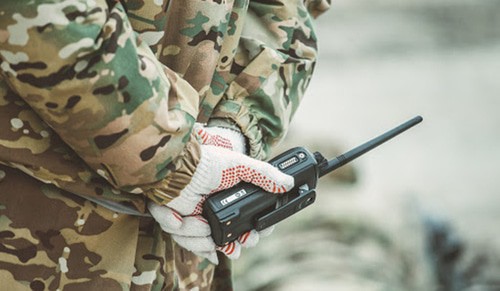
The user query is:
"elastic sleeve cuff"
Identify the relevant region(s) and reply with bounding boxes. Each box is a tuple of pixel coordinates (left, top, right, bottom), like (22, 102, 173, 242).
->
(209, 100, 269, 161)
(206, 118, 241, 133)
(144, 133, 201, 205)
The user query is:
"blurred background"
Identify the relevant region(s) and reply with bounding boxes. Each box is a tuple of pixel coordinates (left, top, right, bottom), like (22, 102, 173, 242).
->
(234, 0, 500, 290)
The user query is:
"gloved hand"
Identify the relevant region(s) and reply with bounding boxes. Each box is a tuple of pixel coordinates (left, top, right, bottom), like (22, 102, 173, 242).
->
(148, 124, 294, 264)
(194, 124, 279, 254)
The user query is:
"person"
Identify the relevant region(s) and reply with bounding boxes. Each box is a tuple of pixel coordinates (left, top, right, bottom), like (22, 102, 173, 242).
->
(0, 0, 330, 289)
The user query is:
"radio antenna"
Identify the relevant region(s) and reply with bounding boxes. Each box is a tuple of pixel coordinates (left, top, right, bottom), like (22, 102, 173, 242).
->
(318, 116, 423, 178)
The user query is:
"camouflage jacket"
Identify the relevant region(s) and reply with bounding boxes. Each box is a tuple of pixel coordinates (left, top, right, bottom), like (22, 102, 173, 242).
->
(0, 0, 329, 212)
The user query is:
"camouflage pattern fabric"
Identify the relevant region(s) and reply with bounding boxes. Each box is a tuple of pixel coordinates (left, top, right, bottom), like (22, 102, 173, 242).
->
(0, 0, 329, 204)
(0, 165, 222, 290)
(0, 0, 330, 289)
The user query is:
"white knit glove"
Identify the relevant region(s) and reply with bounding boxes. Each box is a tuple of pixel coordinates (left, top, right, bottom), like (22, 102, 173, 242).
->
(148, 124, 294, 264)
(196, 124, 277, 247)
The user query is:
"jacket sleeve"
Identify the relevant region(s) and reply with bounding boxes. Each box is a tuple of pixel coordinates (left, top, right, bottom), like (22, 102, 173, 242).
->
(0, 0, 201, 202)
(208, 0, 331, 160)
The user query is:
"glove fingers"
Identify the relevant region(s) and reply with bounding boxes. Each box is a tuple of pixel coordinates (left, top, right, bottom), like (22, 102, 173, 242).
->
(173, 215, 212, 237)
(208, 152, 294, 194)
(172, 235, 216, 253)
(237, 230, 259, 248)
(258, 225, 275, 238)
(216, 241, 241, 260)
(148, 203, 182, 230)
(237, 227, 274, 248)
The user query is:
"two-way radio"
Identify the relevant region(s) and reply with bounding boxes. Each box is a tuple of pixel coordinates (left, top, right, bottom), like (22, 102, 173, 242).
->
(203, 116, 423, 246)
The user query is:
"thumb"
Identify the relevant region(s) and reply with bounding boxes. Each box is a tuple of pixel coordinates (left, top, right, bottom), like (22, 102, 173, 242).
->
(216, 242, 242, 260)
(236, 154, 295, 194)
(196, 145, 294, 194)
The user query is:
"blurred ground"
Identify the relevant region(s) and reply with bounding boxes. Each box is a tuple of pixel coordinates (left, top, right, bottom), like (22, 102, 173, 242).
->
(234, 1, 500, 290)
